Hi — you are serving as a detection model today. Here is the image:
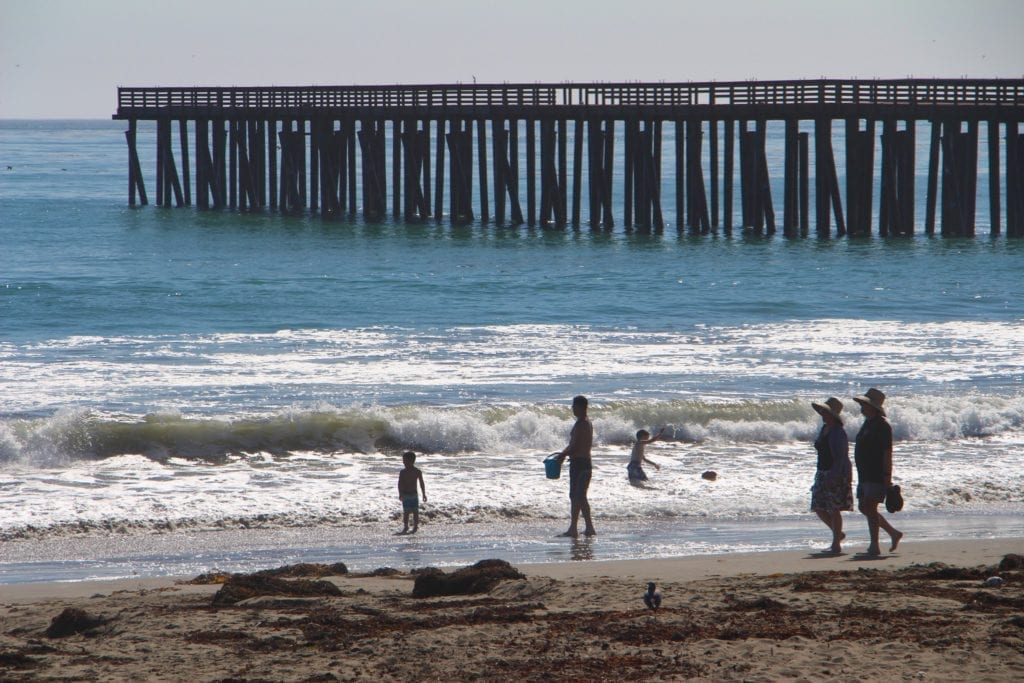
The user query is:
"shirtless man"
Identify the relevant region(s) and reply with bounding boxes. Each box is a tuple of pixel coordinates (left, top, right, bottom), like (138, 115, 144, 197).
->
(556, 395, 596, 537)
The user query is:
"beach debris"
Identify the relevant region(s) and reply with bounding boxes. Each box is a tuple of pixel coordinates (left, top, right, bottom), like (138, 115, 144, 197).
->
(186, 571, 233, 585)
(0, 651, 38, 670)
(918, 563, 989, 581)
(726, 596, 788, 612)
(255, 562, 349, 578)
(366, 567, 401, 577)
(212, 573, 342, 606)
(999, 553, 1023, 571)
(644, 582, 662, 610)
(188, 562, 348, 586)
(701, 471, 718, 481)
(985, 576, 1005, 588)
(44, 608, 107, 638)
(412, 559, 525, 598)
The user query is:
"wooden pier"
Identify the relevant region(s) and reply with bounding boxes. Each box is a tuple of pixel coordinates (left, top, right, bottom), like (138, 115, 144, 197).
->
(114, 79, 1024, 237)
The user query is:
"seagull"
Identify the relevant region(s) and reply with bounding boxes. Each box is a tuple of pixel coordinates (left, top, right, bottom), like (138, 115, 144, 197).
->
(643, 582, 662, 610)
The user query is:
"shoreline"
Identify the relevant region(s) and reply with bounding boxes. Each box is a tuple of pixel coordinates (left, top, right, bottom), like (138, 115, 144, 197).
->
(2, 536, 1020, 603)
(2, 510, 1022, 586)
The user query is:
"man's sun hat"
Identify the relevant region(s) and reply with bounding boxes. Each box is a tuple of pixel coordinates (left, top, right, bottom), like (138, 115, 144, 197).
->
(852, 387, 886, 416)
(811, 397, 843, 419)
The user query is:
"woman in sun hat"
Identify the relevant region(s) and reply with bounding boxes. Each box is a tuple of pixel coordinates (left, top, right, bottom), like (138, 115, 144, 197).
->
(810, 397, 853, 554)
(852, 388, 903, 556)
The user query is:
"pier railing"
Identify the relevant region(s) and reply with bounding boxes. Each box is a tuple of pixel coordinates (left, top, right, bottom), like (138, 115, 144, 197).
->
(116, 79, 1024, 115)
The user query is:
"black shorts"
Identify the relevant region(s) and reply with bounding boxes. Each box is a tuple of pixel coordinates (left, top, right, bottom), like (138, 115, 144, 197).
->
(569, 459, 592, 501)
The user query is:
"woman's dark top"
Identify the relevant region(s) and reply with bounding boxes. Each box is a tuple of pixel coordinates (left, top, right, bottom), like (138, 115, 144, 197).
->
(854, 415, 892, 483)
(814, 426, 833, 471)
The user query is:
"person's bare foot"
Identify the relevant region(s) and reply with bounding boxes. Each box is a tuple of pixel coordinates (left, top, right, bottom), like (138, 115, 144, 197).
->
(584, 528, 597, 537)
(559, 529, 578, 538)
(865, 545, 881, 557)
(889, 530, 903, 552)
(829, 543, 842, 554)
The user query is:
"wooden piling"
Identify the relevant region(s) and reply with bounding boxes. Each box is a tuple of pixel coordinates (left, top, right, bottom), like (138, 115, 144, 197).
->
(125, 119, 148, 206)
(674, 119, 684, 231)
(723, 120, 734, 234)
(434, 118, 445, 222)
(1008, 123, 1023, 237)
(572, 118, 583, 227)
(989, 121, 1001, 236)
(784, 119, 799, 236)
(526, 119, 536, 227)
(709, 120, 719, 228)
(814, 118, 844, 236)
(267, 119, 278, 210)
(477, 119, 489, 223)
(602, 119, 615, 229)
(623, 118, 635, 230)
(686, 120, 710, 233)
(925, 120, 941, 235)
(558, 118, 568, 226)
(799, 132, 809, 236)
(845, 119, 874, 236)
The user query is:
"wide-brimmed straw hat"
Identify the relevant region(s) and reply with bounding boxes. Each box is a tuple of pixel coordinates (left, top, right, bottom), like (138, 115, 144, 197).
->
(811, 397, 843, 420)
(852, 387, 886, 416)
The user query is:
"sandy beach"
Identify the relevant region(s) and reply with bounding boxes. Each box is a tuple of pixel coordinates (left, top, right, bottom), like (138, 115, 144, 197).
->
(1, 538, 1022, 682)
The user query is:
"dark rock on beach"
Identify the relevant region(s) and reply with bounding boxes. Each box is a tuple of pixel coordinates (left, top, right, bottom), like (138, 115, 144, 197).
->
(44, 607, 107, 638)
(999, 554, 1023, 571)
(212, 573, 342, 606)
(254, 562, 348, 578)
(412, 559, 525, 598)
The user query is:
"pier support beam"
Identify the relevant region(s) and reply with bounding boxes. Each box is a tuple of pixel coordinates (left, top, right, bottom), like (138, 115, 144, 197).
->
(125, 119, 148, 206)
(845, 119, 875, 236)
(1008, 123, 1024, 237)
(278, 122, 304, 213)
(401, 123, 431, 220)
(940, 120, 979, 236)
(156, 118, 184, 208)
(739, 121, 774, 233)
(587, 119, 614, 229)
(358, 119, 387, 220)
(879, 120, 915, 236)
(814, 118, 845, 237)
(446, 120, 474, 224)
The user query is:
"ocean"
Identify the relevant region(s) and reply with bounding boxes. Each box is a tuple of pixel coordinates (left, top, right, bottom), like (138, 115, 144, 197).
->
(1, 119, 1022, 584)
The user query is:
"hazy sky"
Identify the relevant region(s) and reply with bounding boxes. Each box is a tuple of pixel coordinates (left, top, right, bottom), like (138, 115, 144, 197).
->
(1, 0, 1021, 118)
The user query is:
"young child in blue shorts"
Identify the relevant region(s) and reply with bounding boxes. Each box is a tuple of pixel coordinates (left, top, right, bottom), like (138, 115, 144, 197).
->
(398, 451, 427, 534)
(628, 427, 664, 483)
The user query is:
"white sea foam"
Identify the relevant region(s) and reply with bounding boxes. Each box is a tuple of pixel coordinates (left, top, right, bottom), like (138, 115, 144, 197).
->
(2, 319, 1022, 419)
(1, 394, 1022, 541)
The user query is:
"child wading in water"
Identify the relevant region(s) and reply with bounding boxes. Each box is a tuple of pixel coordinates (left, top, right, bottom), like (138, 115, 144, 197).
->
(628, 427, 664, 483)
(397, 451, 427, 534)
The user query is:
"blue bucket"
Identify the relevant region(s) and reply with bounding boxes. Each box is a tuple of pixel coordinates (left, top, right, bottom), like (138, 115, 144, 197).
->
(544, 453, 562, 479)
